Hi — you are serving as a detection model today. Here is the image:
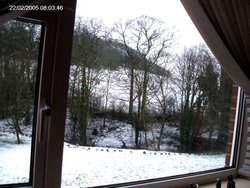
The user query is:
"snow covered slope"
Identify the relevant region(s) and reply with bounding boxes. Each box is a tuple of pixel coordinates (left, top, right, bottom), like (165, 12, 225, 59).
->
(0, 121, 225, 187)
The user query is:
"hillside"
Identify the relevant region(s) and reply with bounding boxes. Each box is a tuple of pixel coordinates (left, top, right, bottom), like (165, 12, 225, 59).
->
(0, 120, 225, 187)
(72, 34, 169, 76)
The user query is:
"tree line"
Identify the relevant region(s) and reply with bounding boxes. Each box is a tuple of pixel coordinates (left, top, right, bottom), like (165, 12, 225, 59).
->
(0, 20, 41, 144)
(67, 16, 233, 152)
(0, 18, 233, 153)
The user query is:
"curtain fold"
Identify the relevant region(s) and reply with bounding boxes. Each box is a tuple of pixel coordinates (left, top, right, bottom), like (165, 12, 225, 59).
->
(199, 0, 250, 79)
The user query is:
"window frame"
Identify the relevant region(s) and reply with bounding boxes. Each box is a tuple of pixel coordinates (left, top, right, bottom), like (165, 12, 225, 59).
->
(0, 18, 43, 188)
(0, 1, 77, 187)
(21, 3, 77, 187)
(0, 0, 248, 187)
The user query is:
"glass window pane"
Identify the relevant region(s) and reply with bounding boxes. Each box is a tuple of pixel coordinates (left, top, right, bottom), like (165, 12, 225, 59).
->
(61, 0, 239, 187)
(0, 19, 42, 185)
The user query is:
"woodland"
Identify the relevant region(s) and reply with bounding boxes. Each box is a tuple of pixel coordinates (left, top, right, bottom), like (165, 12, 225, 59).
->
(0, 17, 233, 153)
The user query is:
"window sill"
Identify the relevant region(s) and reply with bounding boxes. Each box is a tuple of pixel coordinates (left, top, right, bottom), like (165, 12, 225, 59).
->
(200, 178, 250, 188)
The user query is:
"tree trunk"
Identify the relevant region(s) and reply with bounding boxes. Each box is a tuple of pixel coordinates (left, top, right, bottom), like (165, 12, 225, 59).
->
(140, 70, 148, 131)
(128, 63, 135, 122)
(79, 67, 89, 146)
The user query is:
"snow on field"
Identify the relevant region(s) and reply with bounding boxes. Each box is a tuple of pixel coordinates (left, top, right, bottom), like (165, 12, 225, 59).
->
(0, 120, 226, 187)
(61, 143, 225, 187)
(0, 141, 31, 184)
(0, 121, 32, 184)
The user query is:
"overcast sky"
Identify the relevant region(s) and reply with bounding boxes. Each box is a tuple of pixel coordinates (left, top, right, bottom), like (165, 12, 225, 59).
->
(75, 0, 204, 51)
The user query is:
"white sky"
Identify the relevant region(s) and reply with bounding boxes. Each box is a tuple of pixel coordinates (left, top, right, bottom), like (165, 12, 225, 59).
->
(75, 0, 204, 51)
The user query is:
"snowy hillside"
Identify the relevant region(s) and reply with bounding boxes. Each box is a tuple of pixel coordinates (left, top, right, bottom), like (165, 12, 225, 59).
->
(65, 117, 181, 151)
(0, 120, 226, 187)
(68, 67, 172, 113)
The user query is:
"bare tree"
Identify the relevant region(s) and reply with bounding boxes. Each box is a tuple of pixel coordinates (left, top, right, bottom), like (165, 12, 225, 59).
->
(175, 46, 205, 151)
(175, 44, 221, 152)
(149, 57, 176, 150)
(68, 17, 106, 145)
(114, 16, 175, 148)
(113, 19, 138, 122)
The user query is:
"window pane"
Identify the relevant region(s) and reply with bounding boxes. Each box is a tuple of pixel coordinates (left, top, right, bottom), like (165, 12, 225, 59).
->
(62, 1, 239, 187)
(0, 20, 42, 185)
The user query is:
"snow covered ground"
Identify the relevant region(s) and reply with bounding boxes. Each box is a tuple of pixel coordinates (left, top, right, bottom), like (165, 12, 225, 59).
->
(0, 121, 32, 184)
(61, 143, 225, 187)
(65, 118, 181, 151)
(0, 120, 226, 187)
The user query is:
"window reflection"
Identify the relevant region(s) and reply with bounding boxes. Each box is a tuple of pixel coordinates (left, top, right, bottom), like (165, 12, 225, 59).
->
(0, 20, 42, 185)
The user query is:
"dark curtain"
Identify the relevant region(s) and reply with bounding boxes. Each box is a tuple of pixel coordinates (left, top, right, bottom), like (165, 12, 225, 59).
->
(198, 0, 250, 79)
